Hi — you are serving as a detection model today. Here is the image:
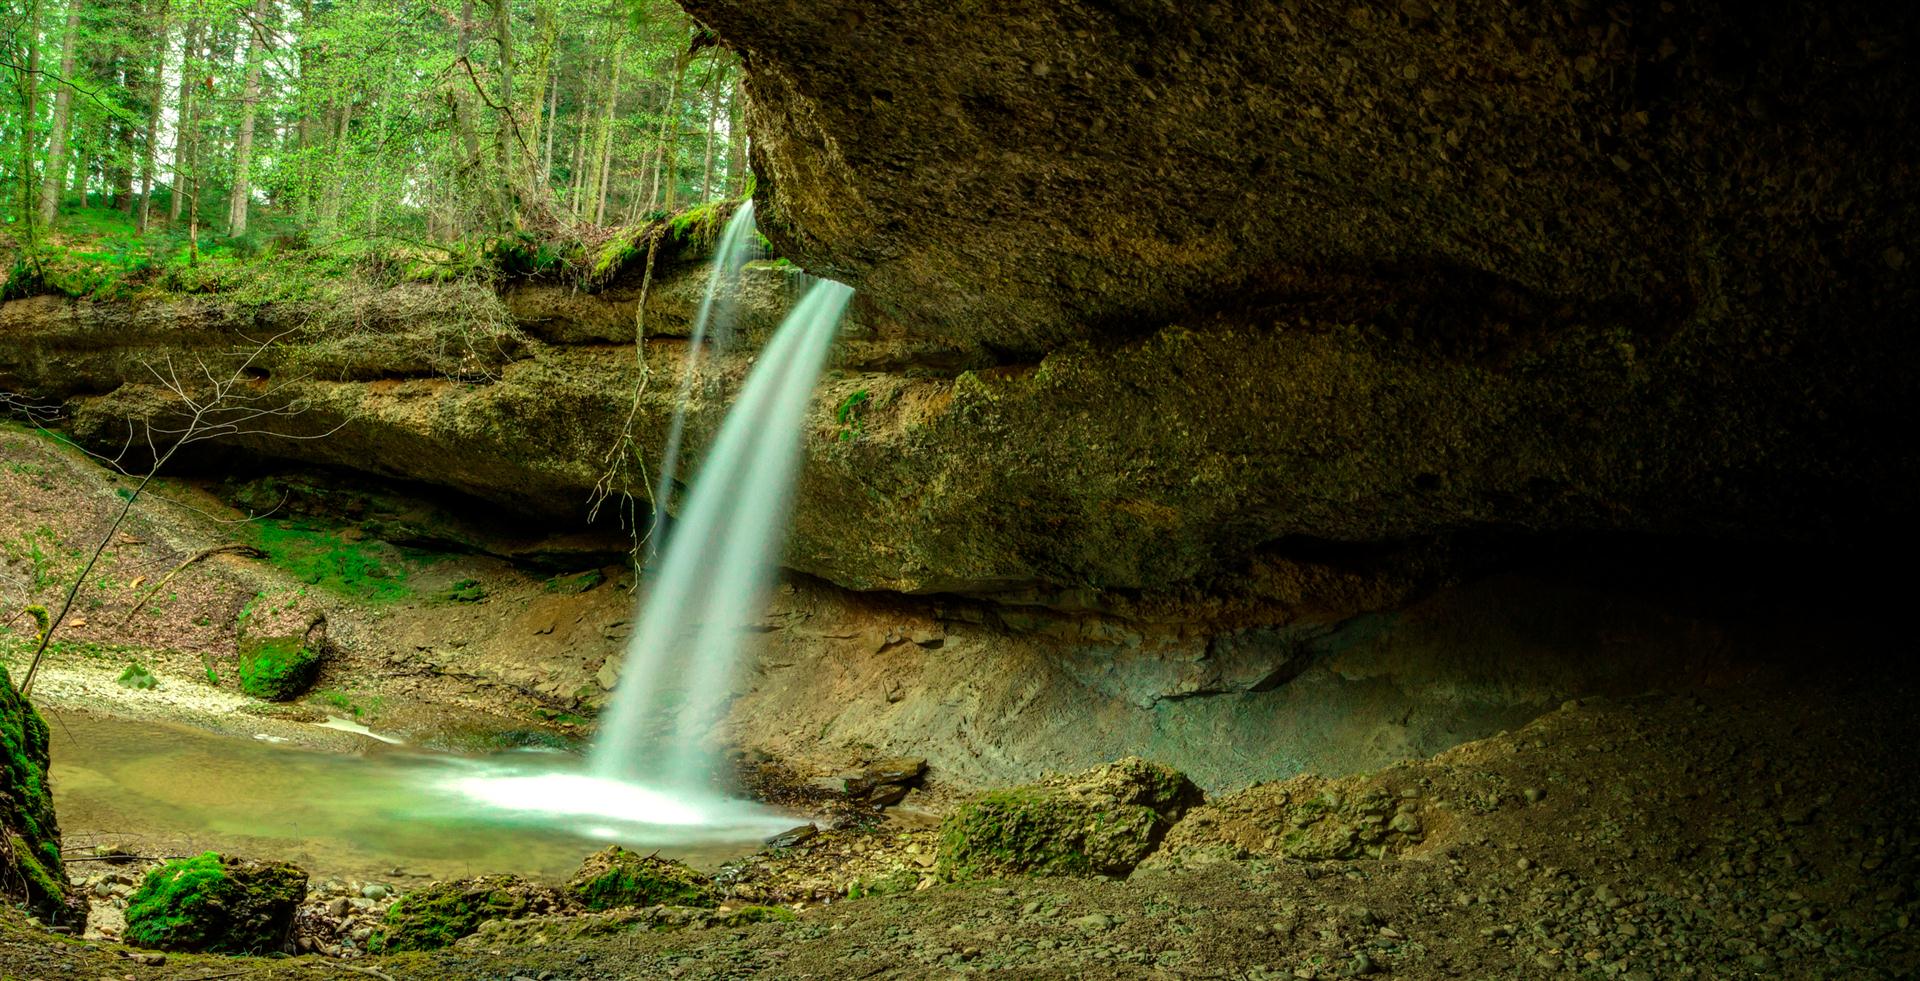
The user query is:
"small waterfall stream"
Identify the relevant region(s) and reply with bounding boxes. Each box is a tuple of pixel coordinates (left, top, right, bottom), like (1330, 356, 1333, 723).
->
(443, 235, 853, 833)
(591, 279, 855, 789)
(648, 202, 759, 556)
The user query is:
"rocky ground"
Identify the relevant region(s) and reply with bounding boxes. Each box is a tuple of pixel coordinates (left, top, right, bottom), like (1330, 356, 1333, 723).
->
(0, 671, 1912, 979)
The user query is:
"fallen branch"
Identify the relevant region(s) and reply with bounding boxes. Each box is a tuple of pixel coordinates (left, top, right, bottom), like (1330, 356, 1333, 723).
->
(119, 543, 265, 627)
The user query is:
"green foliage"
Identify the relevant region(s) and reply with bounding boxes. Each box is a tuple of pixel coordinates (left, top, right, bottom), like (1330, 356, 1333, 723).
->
(566, 847, 716, 911)
(237, 638, 322, 701)
(373, 876, 543, 952)
(116, 662, 158, 690)
(245, 521, 409, 601)
(835, 389, 871, 443)
(24, 606, 49, 646)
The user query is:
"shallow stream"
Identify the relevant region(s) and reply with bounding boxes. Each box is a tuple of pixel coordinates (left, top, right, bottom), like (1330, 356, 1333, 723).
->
(47, 711, 791, 884)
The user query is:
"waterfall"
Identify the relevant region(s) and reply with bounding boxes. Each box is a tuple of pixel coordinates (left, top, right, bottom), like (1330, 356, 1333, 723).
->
(648, 201, 759, 557)
(589, 278, 855, 792)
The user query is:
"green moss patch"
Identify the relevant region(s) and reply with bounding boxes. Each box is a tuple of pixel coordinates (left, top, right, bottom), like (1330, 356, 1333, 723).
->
(246, 521, 410, 601)
(0, 664, 78, 926)
(373, 875, 559, 952)
(566, 846, 716, 911)
(123, 852, 306, 953)
(116, 662, 158, 690)
(936, 757, 1202, 881)
(443, 578, 488, 602)
(543, 569, 606, 594)
(237, 637, 322, 701)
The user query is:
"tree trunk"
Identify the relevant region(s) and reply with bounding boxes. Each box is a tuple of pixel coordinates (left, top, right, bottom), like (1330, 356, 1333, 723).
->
(541, 72, 559, 190)
(727, 74, 748, 196)
(17, 0, 42, 245)
(450, 0, 482, 230)
(169, 19, 198, 223)
(38, 0, 83, 226)
(700, 56, 723, 202)
(294, 0, 315, 223)
(645, 48, 690, 212)
(225, 0, 269, 237)
(319, 102, 352, 229)
(71, 119, 89, 208)
(567, 55, 593, 217)
(135, 0, 170, 232)
(593, 47, 624, 225)
(491, 0, 516, 227)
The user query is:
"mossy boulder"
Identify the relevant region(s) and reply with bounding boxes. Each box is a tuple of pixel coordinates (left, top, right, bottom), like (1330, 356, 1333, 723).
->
(936, 757, 1202, 880)
(372, 874, 562, 952)
(237, 636, 322, 701)
(123, 852, 306, 953)
(565, 846, 716, 910)
(0, 665, 84, 928)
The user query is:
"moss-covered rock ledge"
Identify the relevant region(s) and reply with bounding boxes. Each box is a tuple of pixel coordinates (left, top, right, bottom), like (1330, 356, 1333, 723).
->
(0, 665, 84, 930)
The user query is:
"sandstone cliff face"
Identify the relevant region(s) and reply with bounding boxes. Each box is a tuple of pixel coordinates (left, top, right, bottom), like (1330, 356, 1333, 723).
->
(2, 235, 1913, 610)
(687, 0, 1918, 353)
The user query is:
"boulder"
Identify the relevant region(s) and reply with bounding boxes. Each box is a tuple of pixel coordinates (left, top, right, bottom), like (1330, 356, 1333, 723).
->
(936, 757, 1201, 879)
(565, 846, 716, 911)
(372, 874, 563, 952)
(123, 853, 306, 953)
(236, 615, 328, 702)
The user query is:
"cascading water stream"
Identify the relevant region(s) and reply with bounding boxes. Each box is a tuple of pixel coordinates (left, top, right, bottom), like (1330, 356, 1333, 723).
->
(590, 278, 855, 791)
(440, 274, 851, 837)
(648, 201, 759, 557)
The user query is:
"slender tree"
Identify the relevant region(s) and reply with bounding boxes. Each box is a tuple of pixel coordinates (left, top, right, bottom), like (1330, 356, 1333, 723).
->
(37, 0, 82, 226)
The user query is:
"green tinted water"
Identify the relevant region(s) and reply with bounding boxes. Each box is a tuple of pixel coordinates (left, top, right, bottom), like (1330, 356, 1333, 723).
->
(47, 711, 788, 884)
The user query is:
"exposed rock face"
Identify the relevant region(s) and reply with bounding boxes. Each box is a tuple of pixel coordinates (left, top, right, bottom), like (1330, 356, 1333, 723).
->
(5, 262, 1911, 606)
(692, 0, 1917, 354)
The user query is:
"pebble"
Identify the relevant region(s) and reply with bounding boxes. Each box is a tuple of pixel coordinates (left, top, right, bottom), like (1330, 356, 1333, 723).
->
(1072, 913, 1114, 932)
(361, 883, 391, 900)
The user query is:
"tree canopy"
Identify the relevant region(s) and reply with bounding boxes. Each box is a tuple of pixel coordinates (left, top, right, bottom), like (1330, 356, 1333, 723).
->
(0, 0, 744, 262)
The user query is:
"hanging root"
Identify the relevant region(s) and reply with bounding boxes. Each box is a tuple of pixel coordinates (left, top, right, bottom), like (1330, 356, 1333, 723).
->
(586, 224, 668, 583)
